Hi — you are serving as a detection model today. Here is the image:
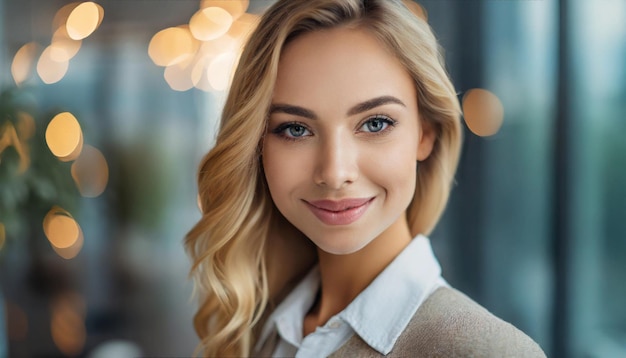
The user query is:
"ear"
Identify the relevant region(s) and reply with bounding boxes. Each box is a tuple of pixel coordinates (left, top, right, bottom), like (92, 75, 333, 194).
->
(417, 119, 436, 161)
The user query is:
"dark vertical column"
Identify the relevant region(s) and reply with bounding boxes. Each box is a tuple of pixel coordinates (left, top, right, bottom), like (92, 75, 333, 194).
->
(552, 0, 570, 356)
(449, 0, 486, 302)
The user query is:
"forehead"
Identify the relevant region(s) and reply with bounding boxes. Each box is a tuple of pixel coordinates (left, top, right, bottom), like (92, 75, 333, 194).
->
(273, 27, 416, 111)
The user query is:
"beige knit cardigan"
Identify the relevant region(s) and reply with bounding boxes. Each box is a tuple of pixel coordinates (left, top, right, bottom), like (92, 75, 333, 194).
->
(256, 287, 546, 357)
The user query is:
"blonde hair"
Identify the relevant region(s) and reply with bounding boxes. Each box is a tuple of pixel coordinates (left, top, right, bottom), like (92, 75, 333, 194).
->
(185, 0, 462, 356)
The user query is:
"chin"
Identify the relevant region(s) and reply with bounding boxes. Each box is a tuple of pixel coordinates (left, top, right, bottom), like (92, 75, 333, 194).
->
(312, 236, 372, 256)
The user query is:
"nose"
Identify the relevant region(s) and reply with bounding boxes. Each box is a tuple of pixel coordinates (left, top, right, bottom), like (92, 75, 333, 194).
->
(313, 135, 359, 189)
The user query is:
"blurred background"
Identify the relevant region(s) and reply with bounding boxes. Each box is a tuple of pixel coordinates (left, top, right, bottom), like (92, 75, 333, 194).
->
(0, 0, 624, 357)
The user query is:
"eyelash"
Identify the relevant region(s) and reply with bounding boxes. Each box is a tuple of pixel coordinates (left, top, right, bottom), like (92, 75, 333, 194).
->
(360, 114, 397, 133)
(270, 114, 398, 141)
(271, 121, 312, 141)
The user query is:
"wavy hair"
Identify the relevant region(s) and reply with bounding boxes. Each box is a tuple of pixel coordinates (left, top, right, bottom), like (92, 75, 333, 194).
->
(185, 0, 462, 356)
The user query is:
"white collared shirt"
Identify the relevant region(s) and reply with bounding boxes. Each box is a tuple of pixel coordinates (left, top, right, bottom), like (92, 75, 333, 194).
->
(254, 235, 448, 357)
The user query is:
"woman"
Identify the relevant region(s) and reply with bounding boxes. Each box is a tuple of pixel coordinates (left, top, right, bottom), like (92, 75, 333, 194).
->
(186, 0, 546, 356)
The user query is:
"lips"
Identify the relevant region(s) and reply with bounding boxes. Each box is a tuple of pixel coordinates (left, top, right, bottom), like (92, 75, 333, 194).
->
(304, 197, 375, 225)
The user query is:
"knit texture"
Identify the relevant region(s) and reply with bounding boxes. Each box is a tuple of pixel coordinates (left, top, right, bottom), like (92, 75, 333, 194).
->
(329, 287, 546, 357)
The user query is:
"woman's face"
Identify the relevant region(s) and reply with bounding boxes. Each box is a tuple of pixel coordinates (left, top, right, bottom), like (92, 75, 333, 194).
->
(262, 27, 435, 255)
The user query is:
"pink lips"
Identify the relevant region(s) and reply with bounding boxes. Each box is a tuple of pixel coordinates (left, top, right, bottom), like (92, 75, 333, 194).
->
(304, 197, 375, 226)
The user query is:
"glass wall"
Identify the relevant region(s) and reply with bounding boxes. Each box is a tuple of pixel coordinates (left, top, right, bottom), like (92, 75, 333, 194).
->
(567, 1, 626, 357)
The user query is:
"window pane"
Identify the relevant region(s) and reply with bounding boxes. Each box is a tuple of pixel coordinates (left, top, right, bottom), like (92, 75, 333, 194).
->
(569, 1, 626, 357)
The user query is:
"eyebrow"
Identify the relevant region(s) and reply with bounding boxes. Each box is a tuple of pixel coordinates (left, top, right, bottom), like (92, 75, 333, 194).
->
(347, 96, 406, 116)
(269, 95, 406, 120)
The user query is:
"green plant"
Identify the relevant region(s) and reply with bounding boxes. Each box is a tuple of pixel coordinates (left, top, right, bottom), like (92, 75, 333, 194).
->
(0, 87, 79, 253)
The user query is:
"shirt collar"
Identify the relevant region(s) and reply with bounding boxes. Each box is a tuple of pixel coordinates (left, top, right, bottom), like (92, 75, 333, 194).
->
(255, 267, 320, 351)
(254, 235, 443, 355)
(339, 235, 443, 354)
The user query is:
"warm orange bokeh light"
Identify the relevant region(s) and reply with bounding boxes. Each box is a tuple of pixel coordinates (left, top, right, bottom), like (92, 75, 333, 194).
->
(37, 46, 70, 84)
(207, 51, 238, 91)
(200, 0, 249, 20)
(12, 42, 39, 86)
(52, 227, 84, 259)
(43, 206, 85, 259)
(50, 27, 82, 62)
(0, 222, 6, 252)
(66, 1, 102, 40)
(189, 7, 233, 41)
(149, 27, 198, 67)
(51, 293, 87, 355)
(71, 145, 109, 197)
(462, 88, 505, 137)
(45, 112, 83, 161)
(43, 206, 66, 229)
(46, 214, 80, 249)
(402, 0, 428, 22)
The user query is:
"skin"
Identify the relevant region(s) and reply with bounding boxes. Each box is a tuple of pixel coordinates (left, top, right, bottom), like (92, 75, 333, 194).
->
(262, 26, 436, 336)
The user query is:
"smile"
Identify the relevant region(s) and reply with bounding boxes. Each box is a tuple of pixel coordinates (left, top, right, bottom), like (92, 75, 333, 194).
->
(304, 197, 375, 226)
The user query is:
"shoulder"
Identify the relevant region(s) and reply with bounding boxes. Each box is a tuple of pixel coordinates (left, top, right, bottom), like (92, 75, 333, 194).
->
(393, 286, 547, 357)
(330, 287, 546, 358)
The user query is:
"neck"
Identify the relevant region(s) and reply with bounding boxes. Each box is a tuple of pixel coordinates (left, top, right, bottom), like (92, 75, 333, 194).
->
(307, 215, 413, 328)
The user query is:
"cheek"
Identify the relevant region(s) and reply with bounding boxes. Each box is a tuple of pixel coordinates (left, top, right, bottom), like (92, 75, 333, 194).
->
(364, 138, 418, 198)
(379, 156, 416, 191)
(262, 141, 308, 201)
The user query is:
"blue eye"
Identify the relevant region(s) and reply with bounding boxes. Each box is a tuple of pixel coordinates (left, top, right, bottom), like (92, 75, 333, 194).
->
(287, 124, 308, 137)
(361, 116, 394, 133)
(272, 122, 312, 139)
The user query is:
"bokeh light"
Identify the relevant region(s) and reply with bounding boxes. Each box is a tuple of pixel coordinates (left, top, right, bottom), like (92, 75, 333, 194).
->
(227, 13, 259, 46)
(37, 46, 70, 84)
(52, 227, 84, 260)
(45, 212, 80, 249)
(11, 42, 39, 86)
(462, 88, 505, 137)
(148, 4, 257, 92)
(6, 301, 29, 341)
(71, 144, 109, 197)
(50, 293, 87, 356)
(189, 7, 233, 41)
(164, 58, 196, 92)
(43, 207, 85, 259)
(50, 26, 82, 62)
(66, 1, 102, 40)
(199, 33, 238, 57)
(43, 206, 66, 237)
(45, 112, 83, 161)
(402, 0, 428, 22)
(94, 3, 105, 29)
(0, 222, 5, 252)
(207, 51, 238, 91)
(191, 55, 213, 92)
(149, 27, 199, 67)
(52, 2, 80, 31)
(200, 0, 249, 20)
